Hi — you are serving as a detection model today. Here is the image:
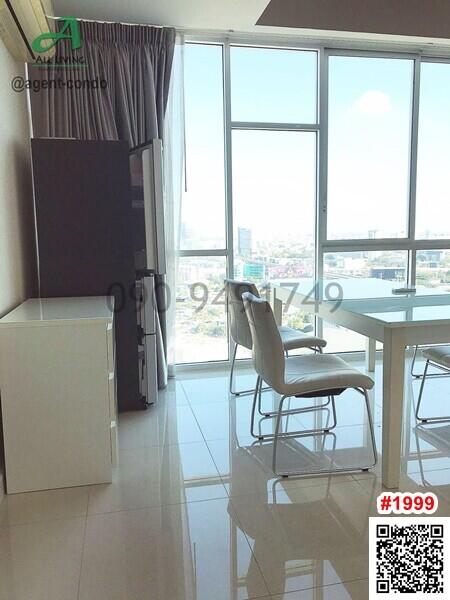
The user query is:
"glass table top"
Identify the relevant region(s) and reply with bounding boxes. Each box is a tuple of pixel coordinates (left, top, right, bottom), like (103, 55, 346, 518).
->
(274, 277, 450, 325)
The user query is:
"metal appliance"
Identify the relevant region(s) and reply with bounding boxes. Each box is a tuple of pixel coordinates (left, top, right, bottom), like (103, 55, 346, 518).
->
(130, 140, 167, 406)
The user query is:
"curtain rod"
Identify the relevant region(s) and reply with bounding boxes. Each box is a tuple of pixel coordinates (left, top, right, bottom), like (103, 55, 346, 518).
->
(47, 15, 167, 29)
(46, 17, 450, 54)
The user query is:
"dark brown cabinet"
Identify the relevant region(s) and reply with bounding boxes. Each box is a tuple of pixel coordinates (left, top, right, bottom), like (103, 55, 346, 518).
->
(31, 138, 141, 411)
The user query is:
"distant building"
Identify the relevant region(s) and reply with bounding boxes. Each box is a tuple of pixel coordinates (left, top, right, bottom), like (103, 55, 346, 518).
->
(234, 261, 244, 280)
(243, 262, 265, 280)
(417, 250, 443, 268)
(370, 267, 406, 281)
(238, 228, 252, 259)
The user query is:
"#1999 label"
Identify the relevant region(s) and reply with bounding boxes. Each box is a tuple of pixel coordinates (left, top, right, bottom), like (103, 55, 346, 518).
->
(377, 492, 438, 515)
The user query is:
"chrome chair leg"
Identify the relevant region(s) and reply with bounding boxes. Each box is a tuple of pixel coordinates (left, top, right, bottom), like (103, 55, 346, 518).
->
(229, 342, 238, 395)
(230, 342, 259, 397)
(258, 393, 334, 419)
(272, 388, 377, 478)
(254, 394, 337, 443)
(230, 342, 271, 397)
(415, 359, 450, 423)
(329, 395, 337, 433)
(416, 359, 429, 421)
(411, 345, 420, 378)
(362, 388, 378, 467)
(250, 376, 262, 438)
(255, 406, 337, 441)
(254, 383, 338, 432)
(411, 345, 450, 380)
(272, 395, 288, 474)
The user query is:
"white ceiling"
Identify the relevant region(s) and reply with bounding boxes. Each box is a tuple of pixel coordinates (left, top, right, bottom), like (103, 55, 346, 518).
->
(53, 0, 271, 31)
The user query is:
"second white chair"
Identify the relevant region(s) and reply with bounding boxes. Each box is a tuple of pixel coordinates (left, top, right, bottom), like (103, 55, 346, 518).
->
(243, 292, 377, 477)
(225, 278, 327, 397)
(416, 346, 450, 423)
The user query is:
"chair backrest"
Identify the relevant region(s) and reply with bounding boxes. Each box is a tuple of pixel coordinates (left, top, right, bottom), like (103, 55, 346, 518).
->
(224, 279, 260, 350)
(242, 292, 285, 391)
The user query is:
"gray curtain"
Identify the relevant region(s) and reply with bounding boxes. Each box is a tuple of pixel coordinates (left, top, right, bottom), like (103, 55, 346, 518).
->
(30, 20, 175, 388)
(30, 21, 175, 142)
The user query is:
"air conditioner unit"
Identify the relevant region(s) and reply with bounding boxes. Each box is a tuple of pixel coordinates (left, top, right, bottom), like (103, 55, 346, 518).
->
(0, 0, 54, 61)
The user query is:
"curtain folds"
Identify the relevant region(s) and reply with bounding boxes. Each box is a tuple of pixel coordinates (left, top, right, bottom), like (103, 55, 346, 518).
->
(30, 20, 175, 142)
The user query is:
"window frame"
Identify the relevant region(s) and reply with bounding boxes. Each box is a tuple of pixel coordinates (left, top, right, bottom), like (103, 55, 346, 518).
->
(180, 40, 321, 365)
(178, 36, 450, 367)
(414, 57, 450, 243)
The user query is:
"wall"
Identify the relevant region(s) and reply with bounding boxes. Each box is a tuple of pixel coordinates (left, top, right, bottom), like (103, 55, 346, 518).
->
(0, 38, 35, 502)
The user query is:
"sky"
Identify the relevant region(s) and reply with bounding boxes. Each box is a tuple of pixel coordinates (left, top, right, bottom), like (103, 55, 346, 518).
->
(181, 43, 450, 251)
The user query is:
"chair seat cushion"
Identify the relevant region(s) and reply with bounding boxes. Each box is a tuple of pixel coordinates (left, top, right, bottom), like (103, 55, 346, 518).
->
(278, 326, 327, 351)
(280, 354, 374, 396)
(422, 345, 450, 368)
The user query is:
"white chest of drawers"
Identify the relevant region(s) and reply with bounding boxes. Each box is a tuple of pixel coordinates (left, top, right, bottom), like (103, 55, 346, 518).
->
(0, 297, 118, 494)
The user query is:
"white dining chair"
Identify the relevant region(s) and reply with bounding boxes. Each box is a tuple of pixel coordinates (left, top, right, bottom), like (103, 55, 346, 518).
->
(225, 279, 326, 397)
(242, 292, 377, 477)
(416, 346, 450, 423)
(411, 344, 450, 380)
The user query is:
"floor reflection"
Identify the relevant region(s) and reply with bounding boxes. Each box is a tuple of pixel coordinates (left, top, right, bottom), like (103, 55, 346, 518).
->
(2, 359, 450, 599)
(229, 475, 376, 596)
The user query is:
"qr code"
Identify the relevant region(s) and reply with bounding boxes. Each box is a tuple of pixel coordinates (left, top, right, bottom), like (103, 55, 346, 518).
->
(370, 518, 450, 598)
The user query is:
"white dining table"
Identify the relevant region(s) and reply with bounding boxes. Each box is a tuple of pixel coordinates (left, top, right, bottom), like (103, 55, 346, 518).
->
(271, 277, 450, 489)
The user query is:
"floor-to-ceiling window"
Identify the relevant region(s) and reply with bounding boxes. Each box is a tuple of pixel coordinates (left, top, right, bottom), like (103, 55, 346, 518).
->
(176, 44, 228, 364)
(230, 46, 319, 358)
(177, 42, 319, 363)
(415, 61, 450, 293)
(177, 41, 450, 364)
(322, 53, 414, 351)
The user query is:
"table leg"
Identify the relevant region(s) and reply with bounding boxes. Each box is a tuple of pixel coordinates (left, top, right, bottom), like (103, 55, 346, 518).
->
(272, 289, 283, 327)
(382, 329, 406, 489)
(365, 337, 376, 372)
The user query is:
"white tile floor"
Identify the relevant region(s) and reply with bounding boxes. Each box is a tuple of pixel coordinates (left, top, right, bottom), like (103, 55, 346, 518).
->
(1, 356, 450, 599)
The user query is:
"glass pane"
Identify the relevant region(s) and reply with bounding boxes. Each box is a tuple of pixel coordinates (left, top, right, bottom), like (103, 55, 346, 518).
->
(232, 130, 316, 286)
(175, 257, 228, 364)
(322, 250, 408, 352)
(416, 249, 450, 292)
(182, 44, 226, 250)
(230, 46, 317, 123)
(416, 63, 450, 239)
(327, 56, 413, 240)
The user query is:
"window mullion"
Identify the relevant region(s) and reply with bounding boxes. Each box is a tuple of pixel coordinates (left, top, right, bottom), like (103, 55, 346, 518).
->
(316, 47, 329, 340)
(223, 40, 234, 364)
(223, 40, 233, 280)
(408, 56, 421, 286)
